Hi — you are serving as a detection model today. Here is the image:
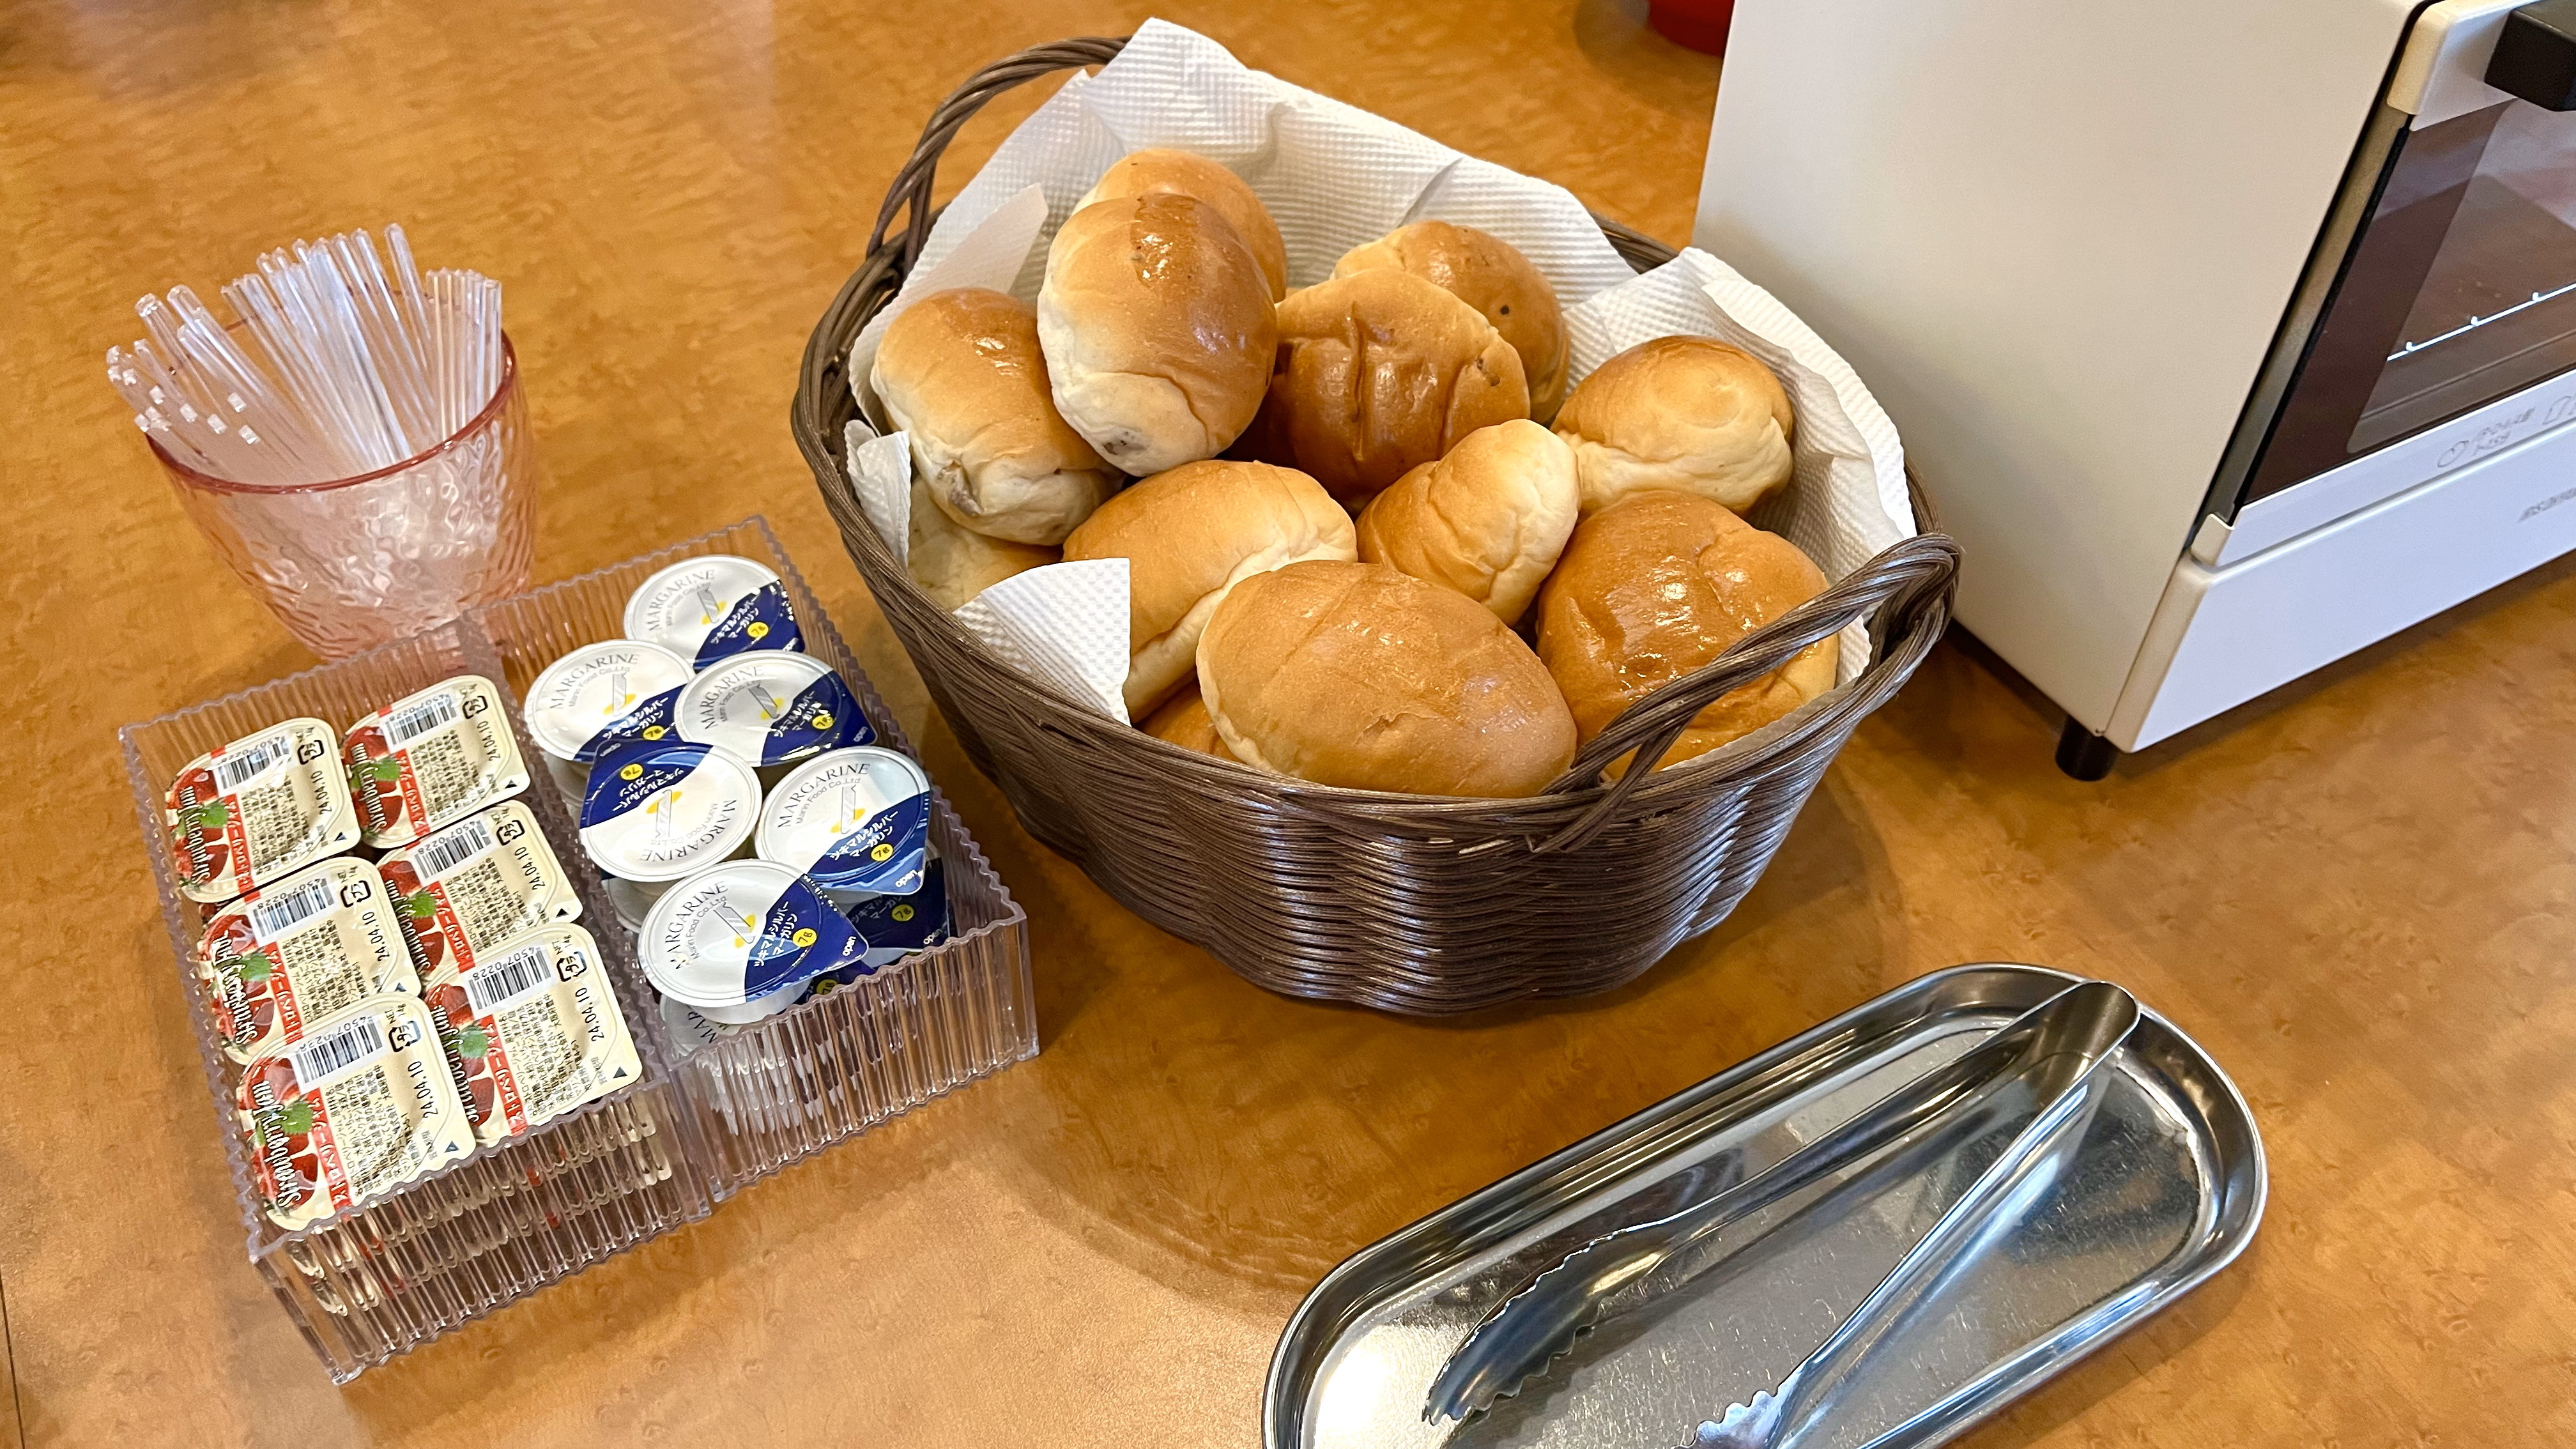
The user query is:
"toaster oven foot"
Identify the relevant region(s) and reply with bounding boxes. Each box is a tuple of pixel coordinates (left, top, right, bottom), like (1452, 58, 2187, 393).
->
(2055, 719, 2119, 781)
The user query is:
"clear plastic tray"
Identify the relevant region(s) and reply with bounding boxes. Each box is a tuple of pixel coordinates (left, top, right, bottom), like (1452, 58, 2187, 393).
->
(121, 518, 1038, 1381)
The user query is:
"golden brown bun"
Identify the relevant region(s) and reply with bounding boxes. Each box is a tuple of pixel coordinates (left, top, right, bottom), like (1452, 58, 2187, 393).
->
(1138, 684, 1241, 763)
(1552, 336, 1795, 515)
(1245, 268, 1529, 508)
(1354, 421, 1576, 625)
(1080, 150, 1287, 302)
(871, 288, 1119, 545)
(1199, 560, 1577, 798)
(1333, 221, 1568, 419)
(1038, 195, 1279, 477)
(1060, 460, 1355, 716)
(1536, 489, 1835, 777)
(905, 473, 1057, 610)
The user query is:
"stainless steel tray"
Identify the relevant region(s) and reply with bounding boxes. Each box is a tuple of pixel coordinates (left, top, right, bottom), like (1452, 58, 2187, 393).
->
(1265, 964, 2265, 1449)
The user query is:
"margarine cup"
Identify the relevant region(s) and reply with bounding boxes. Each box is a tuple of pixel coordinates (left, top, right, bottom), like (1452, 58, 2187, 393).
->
(754, 746, 933, 905)
(674, 651, 873, 788)
(637, 859, 866, 1024)
(623, 554, 804, 669)
(522, 640, 696, 802)
(576, 739, 761, 924)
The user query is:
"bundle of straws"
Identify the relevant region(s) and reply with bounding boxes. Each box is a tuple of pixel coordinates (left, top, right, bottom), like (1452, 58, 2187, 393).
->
(107, 226, 503, 487)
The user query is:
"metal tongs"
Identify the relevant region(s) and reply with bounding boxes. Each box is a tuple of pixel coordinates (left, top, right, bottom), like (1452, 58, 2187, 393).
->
(1422, 981, 2140, 1434)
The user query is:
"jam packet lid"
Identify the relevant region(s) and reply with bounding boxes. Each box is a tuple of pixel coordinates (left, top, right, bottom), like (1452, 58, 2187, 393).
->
(674, 650, 873, 766)
(638, 860, 864, 1010)
(623, 555, 804, 669)
(234, 992, 475, 1232)
(379, 800, 582, 977)
(523, 640, 696, 765)
(754, 746, 933, 897)
(196, 857, 418, 1064)
(578, 740, 761, 884)
(841, 857, 954, 970)
(344, 676, 532, 850)
(165, 719, 362, 905)
(420, 924, 641, 1146)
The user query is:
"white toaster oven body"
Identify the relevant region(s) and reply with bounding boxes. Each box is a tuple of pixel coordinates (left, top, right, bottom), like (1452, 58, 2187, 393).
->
(1695, 0, 2574, 765)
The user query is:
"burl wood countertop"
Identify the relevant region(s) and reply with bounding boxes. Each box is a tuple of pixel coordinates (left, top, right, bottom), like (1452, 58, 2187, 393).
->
(6, 1, 2572, 1444)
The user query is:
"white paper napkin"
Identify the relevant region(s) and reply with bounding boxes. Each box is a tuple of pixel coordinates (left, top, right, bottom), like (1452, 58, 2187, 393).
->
(845, 17, 1916, 716)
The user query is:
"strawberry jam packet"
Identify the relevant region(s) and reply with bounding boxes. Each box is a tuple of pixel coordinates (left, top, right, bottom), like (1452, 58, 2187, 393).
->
(195, 857, 418, 1064)
(234, 992, 475, 1232)
(379, 801, 581, 979)
(165, 719, 362, 905)
(344, 675, 531, 850)
(420, 924, 641, 1146)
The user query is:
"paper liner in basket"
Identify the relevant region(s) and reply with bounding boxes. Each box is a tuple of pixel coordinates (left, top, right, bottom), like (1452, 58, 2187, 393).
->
(843, 17, 1915, 725)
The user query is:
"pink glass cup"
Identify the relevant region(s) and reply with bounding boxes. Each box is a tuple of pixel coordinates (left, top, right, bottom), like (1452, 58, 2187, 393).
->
(151, 335, 536, 659)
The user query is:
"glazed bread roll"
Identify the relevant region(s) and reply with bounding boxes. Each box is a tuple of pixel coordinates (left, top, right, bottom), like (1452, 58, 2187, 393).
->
(1140, 684, 1241, 763)
(906, 474, 1057, 611)
(1038, 194, 1279, 477)
(1537, 489, 1835, 777)
(1333, 220, 1568, 419)
(1552, 336, 1795, 515)
(1080, 149, 1288, 301)
(1060, 460, 1354, 716)
(871, 288, 1119, 545)
(1354, 420, 1577, 625)
(1247, 268, 1529, 507)
(1199, 560, 1577, 798)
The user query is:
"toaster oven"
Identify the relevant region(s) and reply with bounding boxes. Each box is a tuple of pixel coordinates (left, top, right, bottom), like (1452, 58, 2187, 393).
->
(1696, 0, 2576, 776)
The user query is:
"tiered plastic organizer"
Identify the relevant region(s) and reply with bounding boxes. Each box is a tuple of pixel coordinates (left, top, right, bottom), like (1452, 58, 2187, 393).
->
(121, 518, 1038, 1381)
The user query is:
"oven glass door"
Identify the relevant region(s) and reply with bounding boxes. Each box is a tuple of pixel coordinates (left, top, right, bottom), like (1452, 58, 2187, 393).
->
(2244, 97, 2576, 504)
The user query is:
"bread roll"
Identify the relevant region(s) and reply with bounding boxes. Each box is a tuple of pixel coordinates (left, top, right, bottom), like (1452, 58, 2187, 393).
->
(871, 288, 1119, 545)
(1038, 194, 1278, 477)
(906, 473, 1057, 610)
(1333, 221, 1568, 419)
(1552, 336, 1795, 515)
(1537, 490, 1834, 777)
(1354, 420, 1576, 625)
(1246, 268, 1529, 507)
(1139, 684, 1241, 763)
(1081, 150, 1287, 302)
(1060, 460, 1354, 716)
(1199, 560, 1577, 798)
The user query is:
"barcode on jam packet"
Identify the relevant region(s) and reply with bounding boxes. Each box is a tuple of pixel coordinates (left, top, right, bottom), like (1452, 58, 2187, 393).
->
(247, 875, 339, 942)
(466, 942, 558, 1018)
(214, 735, 291, 793)
(410, 815, 496, 880)
(288, 1012, 390, 1091)
(384, 692, 462, 749)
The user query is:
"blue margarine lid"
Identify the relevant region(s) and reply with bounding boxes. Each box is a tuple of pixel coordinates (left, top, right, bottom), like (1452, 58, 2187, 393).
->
(623, 555, 804, 668)
(754, 746, 933, 897)
(637, 860, 863, 1009)
(842, 857, 952, 970)
(577, 740, 762, 884)
(523, 639, 696, 765)
(673, 651, 871, 767)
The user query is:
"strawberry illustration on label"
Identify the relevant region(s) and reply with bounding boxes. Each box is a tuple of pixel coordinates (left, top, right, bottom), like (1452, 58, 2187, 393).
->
(379, 857, 452, 973)
(345, 723, 409, 839)
(211, 948, 283, 1052)
(424, 979, 503, 1130)
(168, 764, 236, 886)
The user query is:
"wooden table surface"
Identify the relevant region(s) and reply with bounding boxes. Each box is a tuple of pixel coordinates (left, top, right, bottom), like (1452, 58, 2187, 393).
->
(7, 1, 2573, 1444)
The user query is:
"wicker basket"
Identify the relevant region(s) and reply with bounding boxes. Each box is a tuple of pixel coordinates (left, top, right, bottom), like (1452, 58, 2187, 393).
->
(793, 36, 1959, 1016)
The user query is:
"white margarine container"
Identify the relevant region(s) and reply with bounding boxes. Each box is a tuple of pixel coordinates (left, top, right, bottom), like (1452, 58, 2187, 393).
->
(673, 650, 873, 786)
(637, 859, 865, 1024)
(576, 740, 761, 930)
(623, 555, 804, 670)
(522, 639, 696, 802)
(754, 746, 933, 903)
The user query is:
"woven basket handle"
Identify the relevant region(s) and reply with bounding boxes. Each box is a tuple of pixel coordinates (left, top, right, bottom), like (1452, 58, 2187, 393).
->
(865, 36, 1133, 277)
(1531, 532, 1961, 853)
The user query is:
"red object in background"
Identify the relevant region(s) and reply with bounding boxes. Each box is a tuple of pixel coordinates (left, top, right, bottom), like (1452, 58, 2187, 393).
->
(1648, 0, 1733, 54)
